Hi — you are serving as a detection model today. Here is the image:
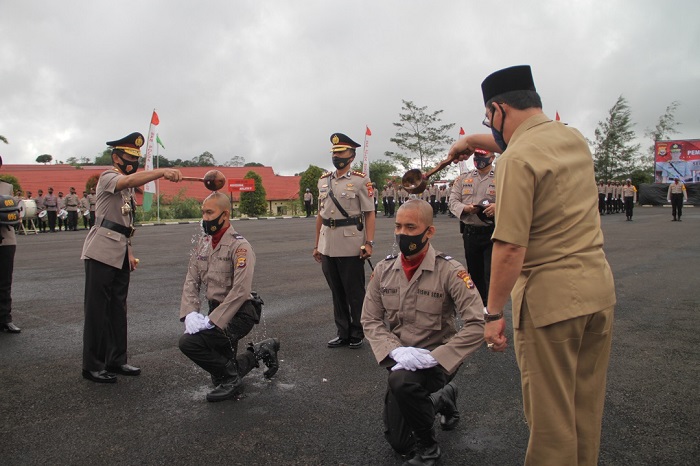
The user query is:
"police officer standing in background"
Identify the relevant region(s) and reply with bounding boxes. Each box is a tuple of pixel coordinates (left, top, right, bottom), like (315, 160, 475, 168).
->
(362, 200, 484, 466)
(313, 133, 375, 349)
(80, 191, 90, 229)
(303, 188, 313, 217)
(87, 187, 96, 228)
(0, 156, 21, 334)
(35, 188, 47, 232)
(667, 177, 687, 221)
(81, 132, 182, 383)
(65, 186, 79, 231)
(44, 186, 58, 232)
(449, 148, 496, 308)
(622, 179, 637, 221)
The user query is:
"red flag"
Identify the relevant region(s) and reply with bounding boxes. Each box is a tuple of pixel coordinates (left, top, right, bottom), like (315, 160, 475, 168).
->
(459, 127, 465, 136)
(365, 126, 372, 136)
(555, 111, 561, 122)
(151, 111, 160, 125)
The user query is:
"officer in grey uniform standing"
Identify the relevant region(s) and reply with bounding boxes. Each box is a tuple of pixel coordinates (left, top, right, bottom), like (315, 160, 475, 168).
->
(0, 156, 21, 334)
(667, 178, 688, 221)
(313, 133, 376, 349)
(44, 187, 58, 232)
(87, 187, 96, 228)
(35, 189, 47, 232)
(79, 191, 90, 230)
(179, 193, 281, 402)
(449, 148, 496, 307)
(303, 188, 313, 217)
(65, 187, 80, 231)
(81, 132, 182, 383)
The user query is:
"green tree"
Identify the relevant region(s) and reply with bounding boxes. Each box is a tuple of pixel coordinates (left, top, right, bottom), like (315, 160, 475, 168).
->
(85, 174, 100, 192)
(240, 171, 267, 216)
(244, 162, 265, 167)
(643, 101, 681, 172)
(66, 156, 80, 166)
(592, 95, 640, 180)
(192, 151, 216, 166)
(36, 154, 53, 164)
(351, 159, 398, 192)
(385, 100, 455, 174)
(223, 156, 245, 167)
(298, 164, 324, 211)
(95, 149, 112, 165)
(0, 174, 21, 195)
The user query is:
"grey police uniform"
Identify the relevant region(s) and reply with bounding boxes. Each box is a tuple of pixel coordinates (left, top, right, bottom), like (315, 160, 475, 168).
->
(0, 181, 18, 326)
(361, 244, 484, 453)
(80, 169, 136, 372)
(65, 192, 79, 231)
(448, 167, 496, 305)
(317, 169, 374, 341)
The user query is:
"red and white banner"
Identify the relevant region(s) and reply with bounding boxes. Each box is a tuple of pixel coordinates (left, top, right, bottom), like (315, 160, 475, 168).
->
(362, 126, 371, 176)
(143, 110, 159, 211)
(654, 139, 700, 183)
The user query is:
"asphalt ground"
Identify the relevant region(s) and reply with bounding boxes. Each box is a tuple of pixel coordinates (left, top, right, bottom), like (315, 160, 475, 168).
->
(1, 206, 698, 465)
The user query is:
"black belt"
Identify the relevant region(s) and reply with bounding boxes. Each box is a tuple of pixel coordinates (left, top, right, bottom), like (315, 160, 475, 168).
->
(100, 219, 135, 238)
(463, 224, 494, 234)
(322, 216, 361, 228)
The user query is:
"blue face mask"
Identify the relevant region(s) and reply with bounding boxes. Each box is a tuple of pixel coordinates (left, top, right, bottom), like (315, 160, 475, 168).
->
(489, 103, 508, 152)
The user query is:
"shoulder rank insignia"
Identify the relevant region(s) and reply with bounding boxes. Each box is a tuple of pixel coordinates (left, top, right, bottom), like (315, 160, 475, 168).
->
(385, 253, 398, 261)
(351, 170, 366, 178)
(233, 233, 245, 240)
(320, 171, 332, 179)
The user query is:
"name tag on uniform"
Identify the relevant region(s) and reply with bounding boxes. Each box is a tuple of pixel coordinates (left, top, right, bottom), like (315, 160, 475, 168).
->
(381, 287, 398, 295)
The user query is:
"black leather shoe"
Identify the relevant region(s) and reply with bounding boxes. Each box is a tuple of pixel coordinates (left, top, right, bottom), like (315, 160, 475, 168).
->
(403, 442, 441, 466)
(0, 322, 21, 333)
(249, 338, 281, 378)
(206, 376, 243, 402)
(349, 337, 364, 349)
(82, 370, 117, 384)
(327, 337, 349, 348)
(439, 383, 460, 431)
(106, 364, 141, 376)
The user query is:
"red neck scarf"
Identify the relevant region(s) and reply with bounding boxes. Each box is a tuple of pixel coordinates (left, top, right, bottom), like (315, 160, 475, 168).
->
(210, 224, 230, 250)
(401, 246, 429, 281)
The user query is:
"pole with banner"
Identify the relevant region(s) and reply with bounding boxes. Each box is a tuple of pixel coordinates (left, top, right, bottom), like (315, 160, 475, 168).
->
(362, 126, 371, 176)
(457, 127, 468, 174)
(155, 134, 165, 221)
(143, 110, 159, 213)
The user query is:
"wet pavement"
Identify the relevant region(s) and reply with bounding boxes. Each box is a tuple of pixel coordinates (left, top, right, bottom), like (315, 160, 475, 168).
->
(1, 206, 698, 465)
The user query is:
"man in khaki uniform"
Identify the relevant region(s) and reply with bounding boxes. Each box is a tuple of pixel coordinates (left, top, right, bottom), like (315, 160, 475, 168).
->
(622, 179, 637, 221)
(386, 181, 397, 217)
(450, 65, 616, 466)
(79, 191, 90, 230)
(449, 148, 496, 307)
(35, 189, 47, 232)
(303, 188, 313, 217)
(428, 182, 438, 217)
(0, 156, 21, 334)
(57, 191, 66, 231)
(87, 188, 96, 228)
(605, 180, 614, 214)
(179, 193, 280, 402)
(667, 178, 688, 221)
(313, 132, 375, 349)
(65, 186, 80, 231)
(81, 132, 183, 384)
(362, 200, 484, 466)
(597, 180, 606, 215)
(44, 187, 58, 232)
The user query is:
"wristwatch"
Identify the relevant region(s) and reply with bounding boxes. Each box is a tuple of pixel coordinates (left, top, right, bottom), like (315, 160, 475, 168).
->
(483, 308, 504, 322)
(365, 240, 375, 246)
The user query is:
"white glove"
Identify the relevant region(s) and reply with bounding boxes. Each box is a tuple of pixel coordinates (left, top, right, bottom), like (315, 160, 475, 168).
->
(390, 347, 432, 372)
(184, 311, 205, 334)
(203, 316, 215, 330)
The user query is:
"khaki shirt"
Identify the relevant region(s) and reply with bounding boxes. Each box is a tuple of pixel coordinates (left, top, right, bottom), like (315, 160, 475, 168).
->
(449, 168, 496, 226)
(597, 184, 606, 195)
(87, 193, 96, 211)
(303, 192, 313, 202)
(622, 185, 637, 201)
(81, 170, 135, 268)
(57, 196, 66, 210)
(438, 187, 447, 199)
(361, 244, 484, 374)
(44, 194, 58, 211)
(35, 195, 46, 210)
(79, 196, 90, 211)
(180, 227, 254, 329)
(65, 193, 79, 211)
(605, 184, 613, 196)
(667, 183, 687, 199)
(428, 185, 438, 197)
(0, 181, 17, 246)
(493, 114, 616, 329)
(385, 186, 396, 198)
(317, 170, 374, 257)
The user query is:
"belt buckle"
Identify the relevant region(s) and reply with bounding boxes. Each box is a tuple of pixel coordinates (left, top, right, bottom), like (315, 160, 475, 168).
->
(329, 218, 336, 229)
(128, 226, 136, 238)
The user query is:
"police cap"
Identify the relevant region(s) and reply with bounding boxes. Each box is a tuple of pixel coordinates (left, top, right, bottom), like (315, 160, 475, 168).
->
(106, 132, 145, 157)
(330, 133, 361, 153)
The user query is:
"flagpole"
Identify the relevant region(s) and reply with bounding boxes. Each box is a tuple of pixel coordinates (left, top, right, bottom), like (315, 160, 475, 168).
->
(156, 141, 160, 222)
(363, 126, 371, 176)
(457, 127, 468, 174)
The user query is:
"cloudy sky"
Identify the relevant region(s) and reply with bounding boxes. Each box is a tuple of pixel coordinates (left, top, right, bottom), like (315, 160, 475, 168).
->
(1, 0, 698, 175)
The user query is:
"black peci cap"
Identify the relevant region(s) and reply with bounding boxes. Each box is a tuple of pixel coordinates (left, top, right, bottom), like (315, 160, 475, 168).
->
(481, 65, 536, 104)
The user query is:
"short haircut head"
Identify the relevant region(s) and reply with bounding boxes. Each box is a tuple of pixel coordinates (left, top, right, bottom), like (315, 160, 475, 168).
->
(204, 192, 230, 212)
(398, 199, 434, 227)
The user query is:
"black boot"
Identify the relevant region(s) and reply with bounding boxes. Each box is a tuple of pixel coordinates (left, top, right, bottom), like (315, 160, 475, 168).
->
(403, 439, 441, 466)
(248, 338, 280, 378)
(430, 381, 460, 431)
(206, 360, 242, 402)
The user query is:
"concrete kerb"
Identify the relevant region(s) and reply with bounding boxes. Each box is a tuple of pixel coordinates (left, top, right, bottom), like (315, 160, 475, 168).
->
(135, 216, 306, 227)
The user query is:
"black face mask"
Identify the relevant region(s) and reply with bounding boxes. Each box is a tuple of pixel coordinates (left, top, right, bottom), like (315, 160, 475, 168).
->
(332, 156, 353, 170)
(473, 156, 492, 170)
(115, 152, 139, 175)
(396, 227, 430, 257)
(202, 211, 226, 236)
(490, 104, 508, 152)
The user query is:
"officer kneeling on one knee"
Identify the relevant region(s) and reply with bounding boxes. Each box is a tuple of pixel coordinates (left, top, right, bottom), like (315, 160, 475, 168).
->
(362, 200, 485, 466)
(178, 192, 280, 402)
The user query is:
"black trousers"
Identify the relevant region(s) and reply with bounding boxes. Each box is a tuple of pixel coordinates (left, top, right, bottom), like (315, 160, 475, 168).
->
(82, 257, 130, 371)
(382, 198, 388, 215)
(88, 212, 95, 228)
(462, 225, 494, 306)
(439, 197, 447, 214)
(68, 211, 78, 231)
(624, 197, 634, 218)
(82, 214, 89, 229)
(304, 201, 312, 217)
(598, 194, 606, 214)
(671, 193, 684, 219)
(606, 194, 613, 213)
(178, 301, 259, 378)
(321, 254, 365, 340)
(384, 367, 450, 453)
(387, 197, 395, 216)
(0, 244, 16, 324)
(47, 210, 57, 231)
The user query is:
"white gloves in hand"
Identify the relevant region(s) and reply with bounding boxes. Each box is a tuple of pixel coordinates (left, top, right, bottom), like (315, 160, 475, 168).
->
(390, 346, 438, 371)
(184, 312, 215, 334)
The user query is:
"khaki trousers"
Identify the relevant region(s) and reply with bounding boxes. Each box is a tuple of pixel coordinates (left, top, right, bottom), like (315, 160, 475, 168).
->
(515, 303, 614, 466)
